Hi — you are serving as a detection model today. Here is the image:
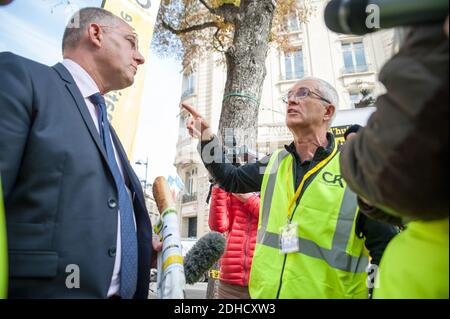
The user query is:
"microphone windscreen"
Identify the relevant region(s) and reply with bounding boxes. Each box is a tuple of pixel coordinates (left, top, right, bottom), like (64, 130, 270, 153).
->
(184, 232, 226, 285)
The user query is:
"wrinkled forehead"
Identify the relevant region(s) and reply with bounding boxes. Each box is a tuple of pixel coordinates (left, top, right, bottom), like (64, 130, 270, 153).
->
(289, 79, 320, 94)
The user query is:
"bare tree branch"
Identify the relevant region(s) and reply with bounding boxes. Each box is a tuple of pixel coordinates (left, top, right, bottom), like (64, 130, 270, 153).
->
(198, 0, 217, 14)
(220, 4, 241, 24)
(161, 18, 217, 35)
(213, 28, 227, 53)
(197, 1, 240, 24)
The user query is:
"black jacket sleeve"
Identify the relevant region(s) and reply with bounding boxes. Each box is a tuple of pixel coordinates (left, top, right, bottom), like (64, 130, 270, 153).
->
(358, 212, 399, 265)
(198, 135, 270, 193)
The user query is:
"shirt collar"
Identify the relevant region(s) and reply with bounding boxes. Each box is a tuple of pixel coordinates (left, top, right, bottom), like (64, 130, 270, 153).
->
(61, 59, 100, 98)
(284, 132, 336, 163)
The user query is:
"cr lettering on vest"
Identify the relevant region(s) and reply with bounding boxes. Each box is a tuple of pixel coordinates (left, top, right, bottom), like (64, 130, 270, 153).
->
(322, 172, 344, 188)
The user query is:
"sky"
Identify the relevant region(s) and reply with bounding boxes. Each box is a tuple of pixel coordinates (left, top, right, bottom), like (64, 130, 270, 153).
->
(0, 0, 182, 185)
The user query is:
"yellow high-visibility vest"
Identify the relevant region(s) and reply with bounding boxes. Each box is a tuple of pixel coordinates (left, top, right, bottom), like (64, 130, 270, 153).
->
(249, 148, 369, 299)
(374, 218, 449, 299)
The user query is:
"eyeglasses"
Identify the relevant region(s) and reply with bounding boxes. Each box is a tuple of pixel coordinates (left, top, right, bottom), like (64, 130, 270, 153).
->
(99, 25, 139, 51)
(282, 87, 331, 105)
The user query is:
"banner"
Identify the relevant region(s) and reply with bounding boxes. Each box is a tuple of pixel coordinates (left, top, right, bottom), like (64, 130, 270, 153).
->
(102, 0, 161, 157)
(154, 208, 185, 299)
(0, 179, 7, 299)
(330, 125, 351, 150)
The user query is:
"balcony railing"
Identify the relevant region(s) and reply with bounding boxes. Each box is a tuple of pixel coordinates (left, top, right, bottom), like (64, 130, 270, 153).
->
(182, 193, 197, 204)
(341, 64, 373, 75)
(281, 71, 304, 81)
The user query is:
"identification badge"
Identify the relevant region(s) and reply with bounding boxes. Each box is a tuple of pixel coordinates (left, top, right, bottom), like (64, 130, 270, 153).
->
(280, 222, 299, 254)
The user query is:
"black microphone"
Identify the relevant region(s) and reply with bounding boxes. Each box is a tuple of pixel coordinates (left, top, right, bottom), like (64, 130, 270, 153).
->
(324, 0, 449, 35)
(183, 232, 226, 285)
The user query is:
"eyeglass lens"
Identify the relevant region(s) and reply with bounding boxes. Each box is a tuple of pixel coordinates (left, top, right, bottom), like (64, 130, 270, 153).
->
(288, 87, 309, 99)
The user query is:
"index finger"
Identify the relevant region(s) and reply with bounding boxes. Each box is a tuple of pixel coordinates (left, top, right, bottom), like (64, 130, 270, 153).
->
(181, 103, 201, 118)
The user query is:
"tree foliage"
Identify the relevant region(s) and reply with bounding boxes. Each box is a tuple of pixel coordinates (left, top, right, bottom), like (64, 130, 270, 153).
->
(152, 0, 316, 73)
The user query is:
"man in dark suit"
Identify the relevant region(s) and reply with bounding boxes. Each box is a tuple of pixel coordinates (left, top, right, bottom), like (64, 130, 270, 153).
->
(0, 7, 154, 298)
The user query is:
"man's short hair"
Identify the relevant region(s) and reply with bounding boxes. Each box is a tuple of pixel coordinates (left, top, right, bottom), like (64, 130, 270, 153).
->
(62, 7, 119, 53)
(300, 76, 339, 126)
(301, 76, 339, 108)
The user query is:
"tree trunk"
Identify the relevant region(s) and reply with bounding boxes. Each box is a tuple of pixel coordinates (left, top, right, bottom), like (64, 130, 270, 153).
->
(206, 1, 276, 299)
(218, 0, 276, 152)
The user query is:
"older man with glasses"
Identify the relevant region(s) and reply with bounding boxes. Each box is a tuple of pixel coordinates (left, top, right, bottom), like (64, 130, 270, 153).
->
(182, 77, 397, 299)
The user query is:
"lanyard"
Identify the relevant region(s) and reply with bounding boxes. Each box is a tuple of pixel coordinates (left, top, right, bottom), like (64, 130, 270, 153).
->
(285, 143, 338, 222)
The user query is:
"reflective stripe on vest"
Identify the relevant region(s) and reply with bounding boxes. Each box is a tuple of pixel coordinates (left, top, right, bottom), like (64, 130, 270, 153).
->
(257, 149, 290, 243)
(259, 187, 367, 273)
(257, 149, 368, 273)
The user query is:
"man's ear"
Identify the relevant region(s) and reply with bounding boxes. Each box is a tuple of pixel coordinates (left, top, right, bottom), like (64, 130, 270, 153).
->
(324, 103, 336, 122)
(87, 23, 103, 49)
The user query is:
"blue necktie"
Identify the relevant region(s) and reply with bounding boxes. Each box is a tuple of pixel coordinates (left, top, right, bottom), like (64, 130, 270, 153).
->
(89, 93, 138, 299)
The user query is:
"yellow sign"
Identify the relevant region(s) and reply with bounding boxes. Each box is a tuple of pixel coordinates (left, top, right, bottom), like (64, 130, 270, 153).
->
(102, 0, 161, 157)
(330, 125, 351, 150)
(209, 269, 220, 279)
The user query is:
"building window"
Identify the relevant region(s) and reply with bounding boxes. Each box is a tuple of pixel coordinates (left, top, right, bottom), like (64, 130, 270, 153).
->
(342, 41, 368, 74)
(181, 73, 195, 98)
(350, 92, 361, 108)
(179, 113, 190, 140)
(185, 169, 196, 194)
(182, 168, 197, 203)
(188, 217, 197, 238)
(284, 48, 304, 80)
(286, 14, 301, 32)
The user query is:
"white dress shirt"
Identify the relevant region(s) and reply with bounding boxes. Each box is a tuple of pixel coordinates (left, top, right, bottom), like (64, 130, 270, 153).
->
(62, 59, 136, 298)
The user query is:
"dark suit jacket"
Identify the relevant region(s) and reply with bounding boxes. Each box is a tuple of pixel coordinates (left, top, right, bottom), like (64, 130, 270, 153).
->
(0, 52, 152, 298)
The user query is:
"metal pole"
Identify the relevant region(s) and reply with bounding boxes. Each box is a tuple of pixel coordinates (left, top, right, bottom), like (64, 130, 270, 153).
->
(144, 157, 149, 195)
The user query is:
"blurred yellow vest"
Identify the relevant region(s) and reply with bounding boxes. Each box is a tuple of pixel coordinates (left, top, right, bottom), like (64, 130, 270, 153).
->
(374, 218, 449, 299)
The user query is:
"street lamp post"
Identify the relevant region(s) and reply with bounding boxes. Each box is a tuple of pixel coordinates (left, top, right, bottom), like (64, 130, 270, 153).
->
(135, 157, 149, 195)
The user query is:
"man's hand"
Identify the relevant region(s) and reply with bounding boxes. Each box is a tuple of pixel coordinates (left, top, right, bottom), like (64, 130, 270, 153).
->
(152, 238, 163, 252)
(181, 103, 214, 141)
(150, 238, 162, 268)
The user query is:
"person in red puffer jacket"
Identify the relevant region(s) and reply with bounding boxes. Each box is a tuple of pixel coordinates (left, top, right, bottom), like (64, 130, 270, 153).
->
(209, 186, 260, 299)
